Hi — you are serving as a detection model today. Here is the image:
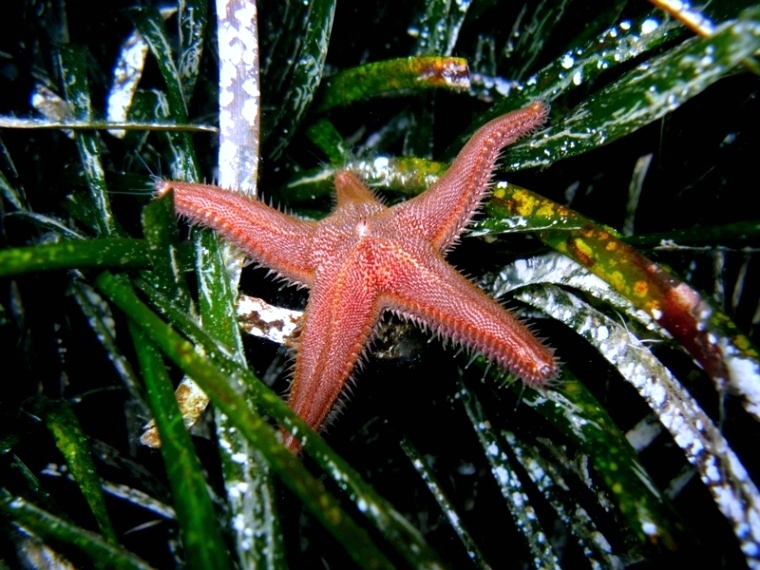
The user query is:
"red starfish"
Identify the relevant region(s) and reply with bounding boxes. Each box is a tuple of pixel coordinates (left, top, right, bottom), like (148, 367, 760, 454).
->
(157, 101, 557, 451)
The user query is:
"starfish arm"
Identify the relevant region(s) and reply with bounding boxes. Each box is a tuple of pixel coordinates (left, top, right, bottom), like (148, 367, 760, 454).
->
(156, 181, 318, 285)
(284, 253, 383, 451)
(382, 244, 557, 384)
(393, 101, 548, 252)
(333, 170, 383, 207)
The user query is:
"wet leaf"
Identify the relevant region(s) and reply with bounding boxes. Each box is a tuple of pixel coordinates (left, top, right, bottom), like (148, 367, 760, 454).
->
(57, 46, 117, 237)
(32, 397, 118, 544)
(130, 323, 232, 570)
(0, 490, 152, 570)
(502, 7, 760, 169)
(0, 239, 150, 277)
(265, 0, 336, 159)
(316, 57, 470, 112)
(459, 379, 562, 569)
(484, 184, 760, 420)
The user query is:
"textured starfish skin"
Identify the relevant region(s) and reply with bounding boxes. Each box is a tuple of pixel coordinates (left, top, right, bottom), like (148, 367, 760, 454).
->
(157, 101, 556, 451)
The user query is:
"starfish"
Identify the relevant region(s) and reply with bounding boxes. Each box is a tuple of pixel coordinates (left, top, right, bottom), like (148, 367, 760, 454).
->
(156, 100, 557, 451)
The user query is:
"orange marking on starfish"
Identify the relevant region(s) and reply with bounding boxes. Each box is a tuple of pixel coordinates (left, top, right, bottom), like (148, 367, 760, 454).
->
(158, 101, 556, 452)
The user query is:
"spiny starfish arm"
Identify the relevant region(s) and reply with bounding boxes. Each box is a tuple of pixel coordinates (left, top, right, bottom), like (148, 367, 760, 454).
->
(381, 246, 557, 385)
(394, 101, 548, 252)
(156, 180, 318, 286)
(334, 170, 383, 207)
(283, 260, 383, 451)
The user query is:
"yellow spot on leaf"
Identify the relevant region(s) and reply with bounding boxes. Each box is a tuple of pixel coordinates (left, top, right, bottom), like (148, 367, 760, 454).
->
(733, 335, 747, 349)
(609, 271, 626, 291)
(537, 202, 556, 218)
(633, 280, 649, 298)
(513, 190, 538, 217)
(645, 300, 661, 314)
(573, 238, 593, 259)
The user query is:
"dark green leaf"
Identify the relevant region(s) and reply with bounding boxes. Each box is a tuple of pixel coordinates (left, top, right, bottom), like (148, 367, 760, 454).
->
(316, 57, 470, 112)
(266, 0, 336, 158)
(459, 378, 562, 569)
(129, 323, 232, 570)
(0, 239, 150, 277)
(503, 8, 760, 169)
(0, 490, 152, 570)
(141, 195, 193, 312)
(57, 46, 118, 237)
(32, 398, 118, 544)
